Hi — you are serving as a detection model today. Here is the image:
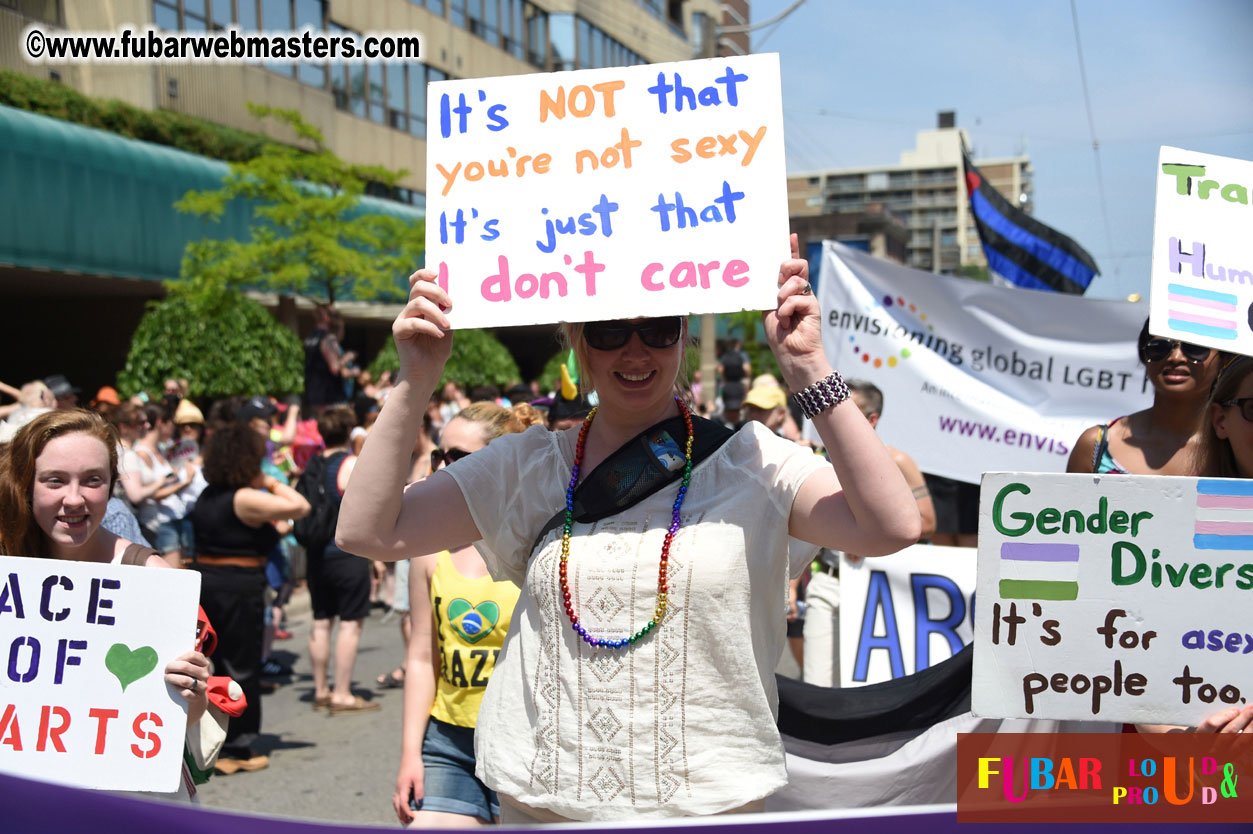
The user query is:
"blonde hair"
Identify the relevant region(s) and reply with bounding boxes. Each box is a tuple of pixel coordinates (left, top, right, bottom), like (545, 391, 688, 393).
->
(451, 401, 543, 441)
(557, 319, 694, 399)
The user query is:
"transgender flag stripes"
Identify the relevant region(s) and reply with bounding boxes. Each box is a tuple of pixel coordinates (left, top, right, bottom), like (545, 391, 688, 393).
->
(1194, 479, 1253, 551)
(963, 152, 1100, 295)
(1167, 283, 1239, 341)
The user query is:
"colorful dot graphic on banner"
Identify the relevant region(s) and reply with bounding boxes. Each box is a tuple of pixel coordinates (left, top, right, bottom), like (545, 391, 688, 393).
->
(847, 294, 930, 369)
(997, 542, 1080, 601)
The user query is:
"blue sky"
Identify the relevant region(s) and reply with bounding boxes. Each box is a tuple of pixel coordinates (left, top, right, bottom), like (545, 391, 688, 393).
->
(752, 0, 1253, 299)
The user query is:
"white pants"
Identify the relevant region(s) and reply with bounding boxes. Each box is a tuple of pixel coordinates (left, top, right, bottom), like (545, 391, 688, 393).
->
(802, 569, 840, 687)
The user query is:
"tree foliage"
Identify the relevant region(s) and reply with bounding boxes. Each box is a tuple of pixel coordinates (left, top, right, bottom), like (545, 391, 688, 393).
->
(175, 104, 422, 305)
(536, 352, 567, 394)
(368, 330, 520, 390)
(118, 286, 303, 399)
(0, 69, 270, 162)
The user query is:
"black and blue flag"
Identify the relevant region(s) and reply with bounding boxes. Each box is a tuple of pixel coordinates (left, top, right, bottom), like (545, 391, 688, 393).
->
(964, 153, 1099, 294)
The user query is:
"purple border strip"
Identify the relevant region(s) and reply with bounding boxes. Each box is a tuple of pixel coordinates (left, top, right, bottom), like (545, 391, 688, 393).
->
(4, 771, 1249, 834)
(1000, 542, 1080, 562)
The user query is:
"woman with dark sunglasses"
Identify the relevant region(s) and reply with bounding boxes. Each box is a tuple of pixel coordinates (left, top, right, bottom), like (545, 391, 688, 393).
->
(1068, 320, 1220, 476)
(393, 401, 537, 827)
(1198, 354, 1253, 480)
(339, 235, 920, 821)
(1139, 352, 1253, 737)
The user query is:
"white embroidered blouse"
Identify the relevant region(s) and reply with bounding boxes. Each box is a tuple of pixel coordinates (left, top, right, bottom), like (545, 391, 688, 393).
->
(446, 421, 826, 820)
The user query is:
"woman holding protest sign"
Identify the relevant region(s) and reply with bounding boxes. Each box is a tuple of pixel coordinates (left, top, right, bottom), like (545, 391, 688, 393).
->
(338, 235, 920, 821)
(1127, 352, 1253, 737)
(1068, 321, 1219, 477)
(0, 409, 224, 800)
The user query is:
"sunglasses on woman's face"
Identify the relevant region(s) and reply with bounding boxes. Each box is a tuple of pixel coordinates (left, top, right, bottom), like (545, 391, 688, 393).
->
(430, 447, 472, 469)
(1142, 338, 1213, 364)
(1220, 398, 1253, 422)
(583, 317, 683, 351)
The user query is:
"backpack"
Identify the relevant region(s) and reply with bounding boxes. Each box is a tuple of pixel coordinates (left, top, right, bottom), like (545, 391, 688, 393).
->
(293, 451, 348, 555)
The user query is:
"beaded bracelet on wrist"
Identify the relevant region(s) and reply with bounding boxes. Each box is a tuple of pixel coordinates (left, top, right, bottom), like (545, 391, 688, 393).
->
(793, 371, 851, 419)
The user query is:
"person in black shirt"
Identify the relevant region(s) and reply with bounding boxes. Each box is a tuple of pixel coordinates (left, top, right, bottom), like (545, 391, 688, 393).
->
(305, 306, 359, 413)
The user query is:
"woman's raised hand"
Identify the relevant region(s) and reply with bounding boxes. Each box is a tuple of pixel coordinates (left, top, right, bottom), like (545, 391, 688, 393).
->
(764, 233, 828, 388)
(394, 269, 455, 382)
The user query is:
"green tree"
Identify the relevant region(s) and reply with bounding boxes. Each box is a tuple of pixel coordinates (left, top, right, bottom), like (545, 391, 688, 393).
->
(175, 104, 422, 304)
(118, 286, 303, 399)
(368, 330, 520, 390)
(536, 351, 568, 394)
(956, 264, 990, 283)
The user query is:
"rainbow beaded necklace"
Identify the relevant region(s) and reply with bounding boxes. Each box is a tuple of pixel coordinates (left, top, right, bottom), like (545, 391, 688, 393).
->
(560, 396, 694, 649)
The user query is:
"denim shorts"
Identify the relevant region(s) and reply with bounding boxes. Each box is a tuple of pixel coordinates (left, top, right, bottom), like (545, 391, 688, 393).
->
(155, 517, 194, 555)
(409, 717, 498, 822)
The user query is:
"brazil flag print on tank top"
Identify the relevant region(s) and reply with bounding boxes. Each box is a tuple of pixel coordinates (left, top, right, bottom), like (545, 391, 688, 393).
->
(430, 550, 521, 728)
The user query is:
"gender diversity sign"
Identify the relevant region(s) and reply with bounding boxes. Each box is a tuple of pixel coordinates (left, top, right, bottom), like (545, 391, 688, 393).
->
(0, 556, 199, 792)
(1149, 147, 1253, 358)
(816, 242, 1152, 483)
(839, 545, 975, 687)
(425, 54, 789, 329)
(972, 473, 1253, 725)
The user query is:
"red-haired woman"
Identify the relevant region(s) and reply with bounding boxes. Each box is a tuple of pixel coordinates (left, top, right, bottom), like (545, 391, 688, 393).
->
(0, 410, 216, 800)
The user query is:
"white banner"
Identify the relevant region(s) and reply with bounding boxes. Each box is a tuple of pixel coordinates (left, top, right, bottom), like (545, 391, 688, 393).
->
(426, 54, 789, 329)
(817, 243, 1153, 483)
(0, 556, 199, 792)
(1149, 146, 1253, 358)
(839, 544, 976, 687)
(973, 473, 1253, 725)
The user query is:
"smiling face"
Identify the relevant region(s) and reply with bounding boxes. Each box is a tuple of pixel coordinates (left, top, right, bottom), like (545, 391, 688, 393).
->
(579, 319, 684, 421)
(32, 432, 113, 554)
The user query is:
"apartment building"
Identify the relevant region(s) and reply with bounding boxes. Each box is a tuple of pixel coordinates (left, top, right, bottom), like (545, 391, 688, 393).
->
(788, 112, 1033, 275)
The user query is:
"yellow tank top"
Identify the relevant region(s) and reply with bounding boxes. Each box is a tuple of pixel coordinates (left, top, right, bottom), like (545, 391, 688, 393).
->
(430, 550, 520, 727)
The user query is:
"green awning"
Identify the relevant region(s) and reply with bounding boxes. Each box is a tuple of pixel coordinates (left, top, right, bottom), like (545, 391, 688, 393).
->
(0, 104, 424, 289)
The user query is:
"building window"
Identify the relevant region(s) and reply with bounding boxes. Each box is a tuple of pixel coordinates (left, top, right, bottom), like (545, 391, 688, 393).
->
(2, 0, 61, 24)
(500, 0, 522, 59)
(153, 0, 179, 30)
(449, 0, 465, 28)
(387, 63, 407, 131)
(466, 0, 498, 45)
(549, 13, 575, 71)
(295, 0, 326, 87)
(209, 0, 230, 29)
(524, 2, 547, 68)
(261, 0, 294, 77)
(182, 0, 207, 30)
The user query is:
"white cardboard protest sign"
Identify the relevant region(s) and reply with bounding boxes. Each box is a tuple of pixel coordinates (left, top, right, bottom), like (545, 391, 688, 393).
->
(0, 556, 200, 791)
(839, 544, 976, 687)
(425, 54, 789, 329)
(1149, 147, 1253, 359)
(973, 473, 1253, 725)
(815, 242, 1153, 483)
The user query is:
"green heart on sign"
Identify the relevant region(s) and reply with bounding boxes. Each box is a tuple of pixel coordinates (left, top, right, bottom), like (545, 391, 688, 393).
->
(447, 598, 500, 644)
(105, 643, 159, 692)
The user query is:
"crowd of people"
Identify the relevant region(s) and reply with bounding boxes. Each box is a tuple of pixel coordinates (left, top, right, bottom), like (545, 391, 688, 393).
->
(2, 246, 1252, 818)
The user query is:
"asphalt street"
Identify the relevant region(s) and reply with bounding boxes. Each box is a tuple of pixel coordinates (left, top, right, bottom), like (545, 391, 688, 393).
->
(196, 589, 411, 826)
(196, 585, 803, 827)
